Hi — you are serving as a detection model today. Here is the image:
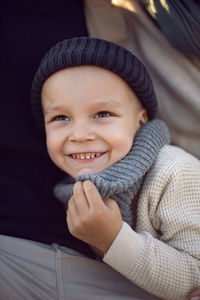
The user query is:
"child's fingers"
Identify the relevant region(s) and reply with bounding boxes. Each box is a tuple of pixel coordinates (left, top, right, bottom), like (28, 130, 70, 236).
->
(73, 181, 90, 213)
(67, 196, 79, 217)
(67, 195, 86, 235)
(67, 182, 122, 252)
(66, 197, 76, 228)
(82, 180, 104, 210)
(83, 181, 120, 213)
(66, 205, 72, 226)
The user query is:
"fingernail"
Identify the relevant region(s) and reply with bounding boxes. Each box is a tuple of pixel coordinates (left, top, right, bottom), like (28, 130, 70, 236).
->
(190, 297, 200, 300)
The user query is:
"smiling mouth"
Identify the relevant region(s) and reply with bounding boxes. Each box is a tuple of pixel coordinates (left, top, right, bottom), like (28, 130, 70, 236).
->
(69, 152, 105, 160)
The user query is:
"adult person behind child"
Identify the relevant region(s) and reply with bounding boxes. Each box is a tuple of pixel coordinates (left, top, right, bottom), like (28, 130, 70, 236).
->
(84, 0, 200, 159)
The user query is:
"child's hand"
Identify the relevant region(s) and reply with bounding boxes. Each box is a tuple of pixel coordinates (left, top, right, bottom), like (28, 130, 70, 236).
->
(66, 180, 122, 255)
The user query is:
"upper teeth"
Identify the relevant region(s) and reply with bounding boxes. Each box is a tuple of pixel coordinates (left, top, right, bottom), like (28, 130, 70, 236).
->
(72, 153, 101, 159)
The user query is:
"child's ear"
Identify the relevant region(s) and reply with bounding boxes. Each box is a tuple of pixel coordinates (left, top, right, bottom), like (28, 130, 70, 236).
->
(139, 109, 148, 126)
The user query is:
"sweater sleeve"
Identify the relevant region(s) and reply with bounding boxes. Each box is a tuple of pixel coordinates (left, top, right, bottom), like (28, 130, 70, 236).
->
(103, 147, 200, 300)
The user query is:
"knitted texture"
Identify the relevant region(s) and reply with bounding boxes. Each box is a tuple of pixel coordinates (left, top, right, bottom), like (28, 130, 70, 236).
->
(103, 145, 200, 300)
(31, 37, 157, 129)
(54, 119, 170, 226)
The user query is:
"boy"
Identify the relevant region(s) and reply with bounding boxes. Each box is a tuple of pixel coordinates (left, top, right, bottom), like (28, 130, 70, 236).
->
(31, 37, 200, 300)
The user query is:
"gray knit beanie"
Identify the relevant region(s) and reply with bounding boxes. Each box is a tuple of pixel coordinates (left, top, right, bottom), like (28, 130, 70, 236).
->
(31, 37, 157, 128)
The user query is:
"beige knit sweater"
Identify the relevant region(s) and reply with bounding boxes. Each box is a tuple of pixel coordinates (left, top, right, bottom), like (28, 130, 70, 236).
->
(103, 145, 200, 300)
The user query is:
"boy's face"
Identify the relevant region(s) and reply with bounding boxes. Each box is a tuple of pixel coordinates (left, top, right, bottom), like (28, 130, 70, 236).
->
(42, 66, 147, 178)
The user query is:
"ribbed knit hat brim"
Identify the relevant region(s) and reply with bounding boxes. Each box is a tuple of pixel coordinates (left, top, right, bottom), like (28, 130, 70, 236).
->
(31, 37, 157, 129)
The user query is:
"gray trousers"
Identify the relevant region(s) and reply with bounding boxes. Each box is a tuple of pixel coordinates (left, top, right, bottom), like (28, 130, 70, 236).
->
(0, 235, 161, 300)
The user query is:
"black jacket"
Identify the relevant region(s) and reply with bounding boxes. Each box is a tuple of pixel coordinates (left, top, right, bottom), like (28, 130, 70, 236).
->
(0, 0, 95, 259)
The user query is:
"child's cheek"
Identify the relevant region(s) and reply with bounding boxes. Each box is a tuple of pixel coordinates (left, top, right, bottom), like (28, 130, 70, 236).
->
(46, 130, 63, 166)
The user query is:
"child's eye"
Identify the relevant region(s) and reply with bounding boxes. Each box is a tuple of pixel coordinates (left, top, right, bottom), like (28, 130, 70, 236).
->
(53, 115, 70, 121)
(94, 111, 113, 119)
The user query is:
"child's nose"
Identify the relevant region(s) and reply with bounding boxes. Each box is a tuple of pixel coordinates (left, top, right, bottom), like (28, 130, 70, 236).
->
(69, 121, 95, 142)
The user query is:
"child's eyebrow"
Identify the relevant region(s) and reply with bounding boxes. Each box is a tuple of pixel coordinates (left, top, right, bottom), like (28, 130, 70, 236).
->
(43, 105, 67, 114)
(43, 99, 123, 114)
(92, 99, 124, 108)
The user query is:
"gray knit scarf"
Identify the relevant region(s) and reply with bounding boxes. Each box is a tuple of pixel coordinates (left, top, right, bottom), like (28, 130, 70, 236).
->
(54, 119, 170, 226)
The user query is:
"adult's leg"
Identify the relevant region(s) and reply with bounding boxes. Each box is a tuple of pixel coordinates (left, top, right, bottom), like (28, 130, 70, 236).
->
(54, 244, 162, 300)
(0, 235, 161, 300)
(0, 235, 57, 300)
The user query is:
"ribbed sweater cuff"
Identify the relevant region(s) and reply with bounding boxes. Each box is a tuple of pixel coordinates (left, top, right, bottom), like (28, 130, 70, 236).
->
(103, 222, 145, 275)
